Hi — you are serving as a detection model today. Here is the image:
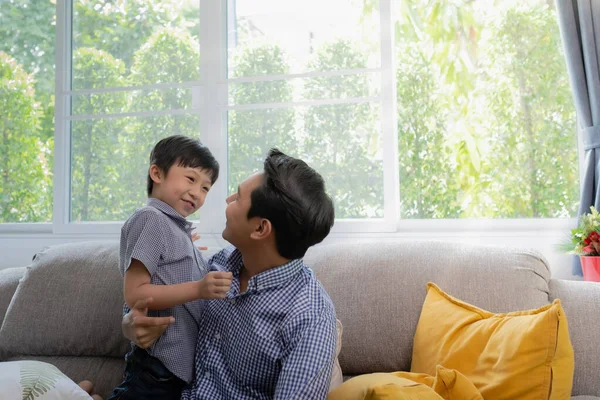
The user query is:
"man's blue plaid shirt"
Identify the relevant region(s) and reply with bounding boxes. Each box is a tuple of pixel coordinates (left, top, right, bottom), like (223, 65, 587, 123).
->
(181, 246, 337, 400)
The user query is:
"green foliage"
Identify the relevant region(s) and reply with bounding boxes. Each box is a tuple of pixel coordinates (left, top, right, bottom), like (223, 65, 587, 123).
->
(396, 41, 462, 218)
(0, 51, 51, 222)
(0, 0, 580, 223)
(119, 28, 201, 217)
(302, 40, 383, 218)
(562, 206, 600, 255)
(228, 44, 296, 193)
(482, 4, 578, 218)
(73, 0, 181, 77)
(70, 48, 127, 221)
(395, 0, 577, 218)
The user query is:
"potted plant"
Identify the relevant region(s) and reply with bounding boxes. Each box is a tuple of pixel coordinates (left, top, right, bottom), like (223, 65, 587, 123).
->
(567, 206, 600, 281)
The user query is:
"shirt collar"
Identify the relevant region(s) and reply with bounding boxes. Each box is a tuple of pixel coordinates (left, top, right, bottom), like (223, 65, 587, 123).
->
(226, 247, 304, 291)
(147, 198, 193, 233)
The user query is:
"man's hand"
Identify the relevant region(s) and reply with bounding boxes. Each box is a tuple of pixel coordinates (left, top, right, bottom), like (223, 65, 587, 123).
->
(198, 271, 233, 299)
(122, 298, 174, 349)
(191, 230, 208, 251)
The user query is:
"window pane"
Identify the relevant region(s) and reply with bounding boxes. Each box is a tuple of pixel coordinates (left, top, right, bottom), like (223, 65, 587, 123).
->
(395, 0, 578, 218)
(228, 103, 383, 219)
(70, 115, 200, 222)
(228, 73, 379, 105)
(72, 1, 200, 90)
(0, 0, 54, 223)
(72, 87, 195, 115)
(228, 0, 380, 78)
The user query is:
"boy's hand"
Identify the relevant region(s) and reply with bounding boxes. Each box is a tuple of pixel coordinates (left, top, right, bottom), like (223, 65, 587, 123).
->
(198, 271, 233, 299)
(122, 298, 174, 349)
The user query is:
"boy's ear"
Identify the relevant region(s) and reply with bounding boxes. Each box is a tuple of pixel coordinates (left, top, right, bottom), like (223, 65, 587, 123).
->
(149, 164, 163, 184)
(250, 219, 272, 241)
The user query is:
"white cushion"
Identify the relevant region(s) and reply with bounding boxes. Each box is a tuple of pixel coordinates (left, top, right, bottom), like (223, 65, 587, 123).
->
(0, 360, 91, 400)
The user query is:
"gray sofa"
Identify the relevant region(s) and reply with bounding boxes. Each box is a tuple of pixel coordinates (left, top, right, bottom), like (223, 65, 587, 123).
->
(0, 240, 599, 399)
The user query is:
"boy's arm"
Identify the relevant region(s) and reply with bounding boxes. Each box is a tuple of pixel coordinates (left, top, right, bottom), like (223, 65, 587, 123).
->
(124, 259, 233, 310)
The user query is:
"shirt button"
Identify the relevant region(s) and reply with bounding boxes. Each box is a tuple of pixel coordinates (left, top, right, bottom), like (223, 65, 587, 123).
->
(204, 371, 211, 378)
(229, 299, 236, 304)
(214, 333, 221, 340)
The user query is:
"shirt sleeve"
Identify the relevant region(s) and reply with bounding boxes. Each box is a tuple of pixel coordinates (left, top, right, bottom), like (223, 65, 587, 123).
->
(274, 308, 338, 400)
(120, 208, 166, 276)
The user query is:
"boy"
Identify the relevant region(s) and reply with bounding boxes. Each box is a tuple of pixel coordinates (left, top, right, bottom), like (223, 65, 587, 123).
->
(108, 135, 232, 400)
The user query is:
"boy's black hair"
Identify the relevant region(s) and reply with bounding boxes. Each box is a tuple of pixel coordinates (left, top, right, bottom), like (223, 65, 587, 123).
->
(147, 135, 219, 196)
(247, 149, 335, 259)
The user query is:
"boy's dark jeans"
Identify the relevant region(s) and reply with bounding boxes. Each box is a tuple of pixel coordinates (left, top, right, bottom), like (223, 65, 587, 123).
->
(107, 347, 186, 400)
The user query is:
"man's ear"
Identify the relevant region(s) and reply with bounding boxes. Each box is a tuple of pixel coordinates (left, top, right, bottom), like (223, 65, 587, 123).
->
(250, 219, 272, 241)
(149, 164, 163, 184)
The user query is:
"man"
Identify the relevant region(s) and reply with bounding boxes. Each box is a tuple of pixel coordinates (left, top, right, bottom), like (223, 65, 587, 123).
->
(123, 149, 338, 399)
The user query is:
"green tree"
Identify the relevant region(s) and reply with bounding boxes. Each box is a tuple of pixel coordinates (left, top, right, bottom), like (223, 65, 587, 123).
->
(482, 4, 578, 218)
(70, 48, 127, 221)
(391, 0, 577, 218)
(228, 44, 296, 193)
(120, 28, 201, 214)
(302, 40, 383, 218)
(396, 41, 462, 218)
(0, 52, 50, 222)
(73, 0, 182, 78)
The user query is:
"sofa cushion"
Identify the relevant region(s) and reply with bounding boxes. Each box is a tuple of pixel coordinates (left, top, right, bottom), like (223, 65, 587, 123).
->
(6, 355, 124, 399)
(0, 267, 26, 330)
(328, 372, 440, 400)
(0, 360, 93, 399)
(411, 282, 574, 400)
(0, 241, 128, 359)
(304, 241, 552, 375)
(328, 366, 483, 400)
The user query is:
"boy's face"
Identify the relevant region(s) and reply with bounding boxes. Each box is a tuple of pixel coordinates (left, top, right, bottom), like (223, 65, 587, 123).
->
(150, 163, 213, 217)
(222, 172, 264, 247)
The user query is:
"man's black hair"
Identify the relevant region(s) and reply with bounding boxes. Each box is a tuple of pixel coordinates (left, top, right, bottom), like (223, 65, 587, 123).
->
(147, 135, 219, 196)
(247, 149, 335, 259)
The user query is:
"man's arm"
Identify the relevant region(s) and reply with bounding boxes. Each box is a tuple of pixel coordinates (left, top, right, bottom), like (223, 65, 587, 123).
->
(274, 311, 337, 400)
(124, 259, 232, 310)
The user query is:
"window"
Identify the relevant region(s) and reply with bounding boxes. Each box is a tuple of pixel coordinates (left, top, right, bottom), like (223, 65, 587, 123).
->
(393, 0, 577, 219)
(0, 0, 55, 223)
(65, 0, 201, 224)
(0, 0, 578, 234)
(227, 0, 389, 224)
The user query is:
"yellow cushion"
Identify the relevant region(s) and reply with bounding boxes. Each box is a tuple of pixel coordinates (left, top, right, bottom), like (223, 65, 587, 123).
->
(327, 373, 440, 400)
(327, 365, 483, 400)
(411, 283, 574, 400)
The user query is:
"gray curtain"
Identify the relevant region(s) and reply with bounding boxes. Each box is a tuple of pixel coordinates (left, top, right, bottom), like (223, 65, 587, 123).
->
(557, 0, 600, 275)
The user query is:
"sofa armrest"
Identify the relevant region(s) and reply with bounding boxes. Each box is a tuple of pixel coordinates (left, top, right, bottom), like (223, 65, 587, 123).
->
(549, 279, 600, 397)
(0, 267, 26, 328)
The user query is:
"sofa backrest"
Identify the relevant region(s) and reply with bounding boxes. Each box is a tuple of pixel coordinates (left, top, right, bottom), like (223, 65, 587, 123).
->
(0, 241, 128, 360)
(0, 267, 26, 330)
(0, 240, 554, 381)
(304, 241, 552, 375)
(549, 279, 600, 396)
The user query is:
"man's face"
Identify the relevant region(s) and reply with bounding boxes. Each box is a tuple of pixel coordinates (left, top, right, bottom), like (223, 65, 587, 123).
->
(150, 164, 213, 217)
(222, 172, 264, 246)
